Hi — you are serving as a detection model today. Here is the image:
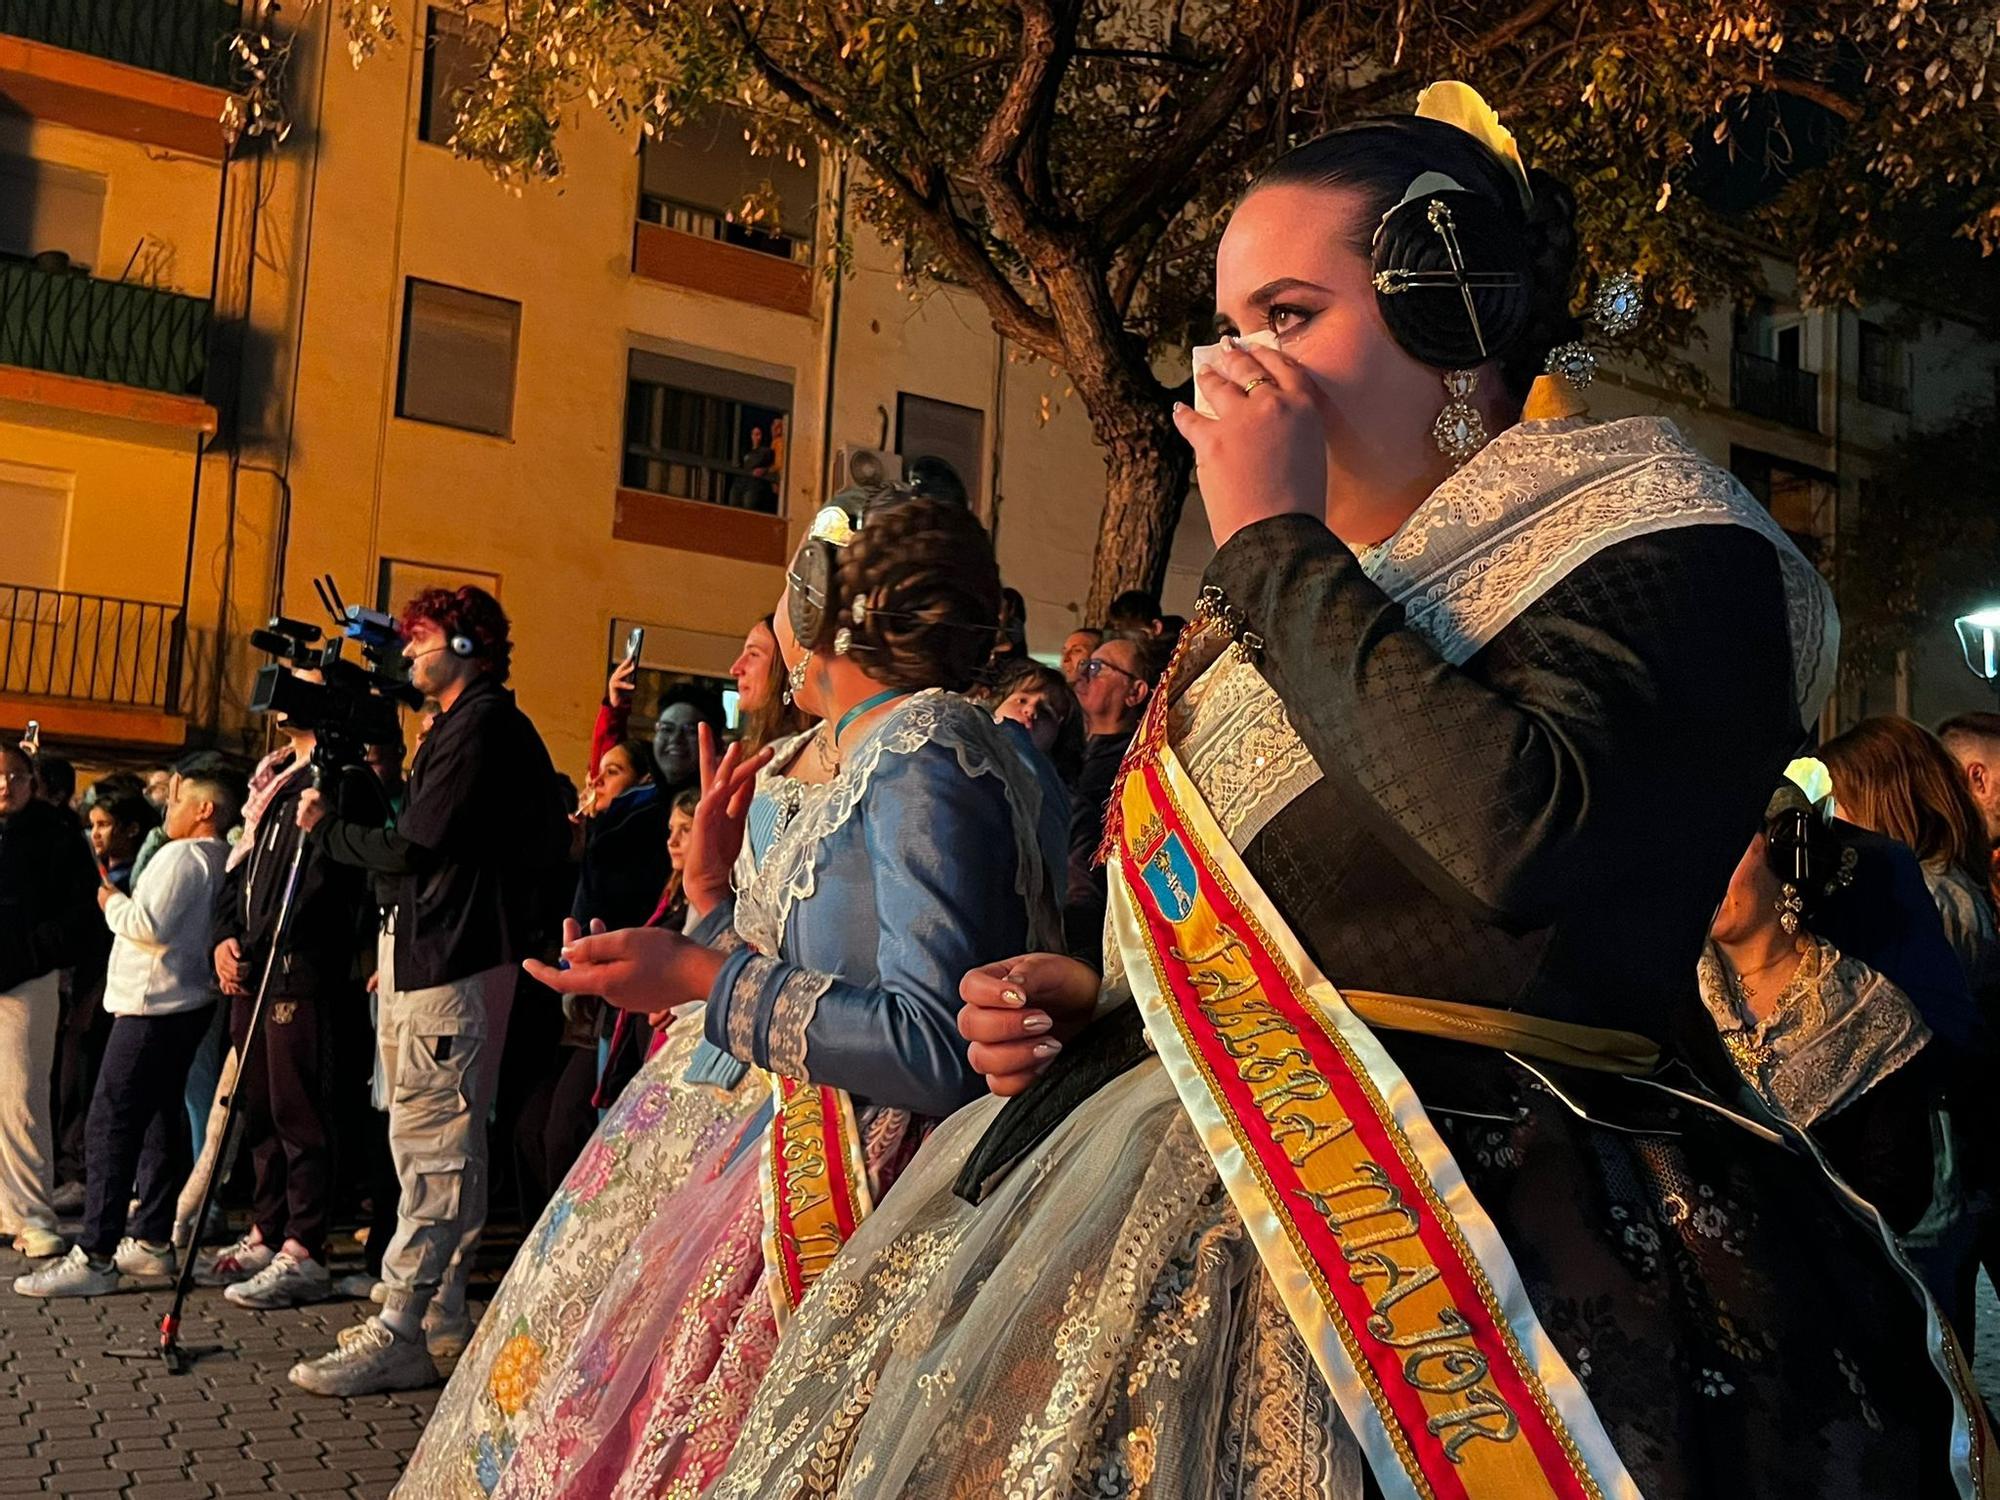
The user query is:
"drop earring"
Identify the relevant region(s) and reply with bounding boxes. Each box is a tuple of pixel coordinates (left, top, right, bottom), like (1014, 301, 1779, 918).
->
(1433, 368, 1488, 467)
(783, 655, 809, 706)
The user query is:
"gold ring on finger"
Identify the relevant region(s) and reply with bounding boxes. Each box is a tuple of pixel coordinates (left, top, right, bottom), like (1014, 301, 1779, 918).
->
(1242, 377, 1273, 396)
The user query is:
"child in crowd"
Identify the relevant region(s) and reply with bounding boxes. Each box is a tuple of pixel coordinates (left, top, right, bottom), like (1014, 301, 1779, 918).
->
(15, 771, 243, 1298)
(84, 781, 155, 895)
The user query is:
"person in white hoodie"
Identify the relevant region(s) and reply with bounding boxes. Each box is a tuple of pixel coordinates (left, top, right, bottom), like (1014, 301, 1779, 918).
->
(15, 769, 243, 1298)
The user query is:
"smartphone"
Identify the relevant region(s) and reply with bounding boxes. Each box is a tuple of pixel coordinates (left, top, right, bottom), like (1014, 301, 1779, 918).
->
(20, 720, 39, 757)
(624, 626, 644, 664)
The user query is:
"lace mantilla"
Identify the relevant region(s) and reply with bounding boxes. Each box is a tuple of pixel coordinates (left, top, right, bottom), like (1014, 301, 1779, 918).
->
(731, 690, 1060, 961)
(1364, 416, 1837, 727)
(1696, 938, 1930, 1128)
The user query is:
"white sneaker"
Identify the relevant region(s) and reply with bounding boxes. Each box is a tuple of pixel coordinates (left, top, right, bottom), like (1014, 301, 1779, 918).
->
(289, 1319, 438, 1397)
(112, 1238, 177, 1279)
(14, 1245, 119, 1298)
(199, 1234, 274, 1286)
(225, 1251, 332, 1310)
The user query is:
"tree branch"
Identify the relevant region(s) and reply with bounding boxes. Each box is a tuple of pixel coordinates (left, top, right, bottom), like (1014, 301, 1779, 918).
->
(972, 0, 1082, 247)
(717, 1, 1060, 353)
(1097, 44, 1269, 251)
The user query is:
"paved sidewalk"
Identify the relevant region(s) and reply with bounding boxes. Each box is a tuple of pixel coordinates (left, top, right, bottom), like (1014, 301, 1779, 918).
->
(0, 1234, 477, 1500)
(2, 1242, 1997, 1496)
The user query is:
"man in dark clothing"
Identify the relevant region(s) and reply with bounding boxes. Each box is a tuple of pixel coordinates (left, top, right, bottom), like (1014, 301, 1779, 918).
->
(204, 692, 384, 1310)
(1063, 633, 1166, 967)
(289, 587, 564, 1397)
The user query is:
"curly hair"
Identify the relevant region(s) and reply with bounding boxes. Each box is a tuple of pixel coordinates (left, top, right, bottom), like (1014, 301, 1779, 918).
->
(400, 586, 513, 683)
(837, 495, 1001, 692)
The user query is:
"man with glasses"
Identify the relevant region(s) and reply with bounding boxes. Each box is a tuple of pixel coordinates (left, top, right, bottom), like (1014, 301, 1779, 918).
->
(1065, 634, 1167, 966)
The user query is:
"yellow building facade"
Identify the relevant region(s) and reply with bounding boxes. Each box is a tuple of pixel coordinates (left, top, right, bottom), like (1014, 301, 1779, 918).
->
(2, 2, 1994, 777)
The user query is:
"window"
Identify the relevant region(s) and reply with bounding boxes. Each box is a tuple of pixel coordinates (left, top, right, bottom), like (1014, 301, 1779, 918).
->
(622, 350, 791, 513)
(896, 393, 984, 507)
(0, 463, 72, 589)
(1733, 447, 1834, 564)
(396, 279, 519, 437)
(1858, 320, 1910, 413)
(419, 6, 497, 146)
(637, 108, 816, 263)
(0, 158, 106, 272)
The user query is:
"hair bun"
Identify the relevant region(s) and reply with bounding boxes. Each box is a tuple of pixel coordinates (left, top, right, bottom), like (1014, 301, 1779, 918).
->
(1371, 186, 1534, 369)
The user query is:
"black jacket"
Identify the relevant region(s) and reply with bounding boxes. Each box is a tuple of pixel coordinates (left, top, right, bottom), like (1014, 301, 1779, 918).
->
(315, 675, 566, 989)
(571, 783, 673, 935)
(212, 755, 382, 998)
(1062, 732, 1128, 968)
(0, 798, 102, 993)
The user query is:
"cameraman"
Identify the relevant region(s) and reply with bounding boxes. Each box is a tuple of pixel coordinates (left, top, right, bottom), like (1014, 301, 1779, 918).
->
(288, 587, 563, 1398)
(200, 673, 382, 1310)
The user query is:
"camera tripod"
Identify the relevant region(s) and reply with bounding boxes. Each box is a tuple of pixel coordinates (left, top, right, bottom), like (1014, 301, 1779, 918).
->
(111, 765, 322, 1375)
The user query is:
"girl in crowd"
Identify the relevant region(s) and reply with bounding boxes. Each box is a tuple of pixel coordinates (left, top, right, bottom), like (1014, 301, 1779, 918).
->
(990, 656, 1086, 789)
(397, 494, 1065, 1498)
(731, 613, 813, 755)
(1823, 715, 2000, 1014)
(536, 738, 672, 1193)
(708, 86, 1988, 1499)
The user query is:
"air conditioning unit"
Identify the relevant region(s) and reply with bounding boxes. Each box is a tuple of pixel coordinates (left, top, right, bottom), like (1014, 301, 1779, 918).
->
(834, 445, 903, 493)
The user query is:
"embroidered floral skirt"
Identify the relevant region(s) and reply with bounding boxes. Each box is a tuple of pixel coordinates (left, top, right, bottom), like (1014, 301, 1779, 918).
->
(394, 1016, 758, 1499)
(709, 1045, 1970, 1500)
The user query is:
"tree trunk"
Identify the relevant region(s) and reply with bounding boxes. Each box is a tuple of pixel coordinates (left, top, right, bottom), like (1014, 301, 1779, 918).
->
(1080, 394, 1195, 624)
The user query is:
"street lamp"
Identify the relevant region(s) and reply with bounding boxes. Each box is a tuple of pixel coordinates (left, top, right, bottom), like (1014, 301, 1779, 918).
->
(1953, 606, 2000, 685)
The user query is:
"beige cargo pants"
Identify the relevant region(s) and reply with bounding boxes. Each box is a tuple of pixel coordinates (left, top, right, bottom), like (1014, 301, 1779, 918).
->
(375, 926, 514, 1325)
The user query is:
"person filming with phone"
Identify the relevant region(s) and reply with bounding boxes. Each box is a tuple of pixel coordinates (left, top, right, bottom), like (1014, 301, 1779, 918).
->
(286, 586, 565, 1398)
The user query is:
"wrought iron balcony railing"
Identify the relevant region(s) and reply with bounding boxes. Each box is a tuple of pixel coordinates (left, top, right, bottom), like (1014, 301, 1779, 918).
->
(0, 0, 242, 88)
(1, 585, 184, 714)
(0, 256, 210, 397)
(1731, 349, 1822, 433)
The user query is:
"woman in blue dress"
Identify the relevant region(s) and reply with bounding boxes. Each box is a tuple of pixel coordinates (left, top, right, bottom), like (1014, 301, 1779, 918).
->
(394, 493, 1065, 1499)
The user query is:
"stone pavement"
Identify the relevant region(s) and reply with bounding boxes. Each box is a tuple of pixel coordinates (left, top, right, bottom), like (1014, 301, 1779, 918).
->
(0, 1225, 502, 1500)
(1, 1238, 1996, 1497)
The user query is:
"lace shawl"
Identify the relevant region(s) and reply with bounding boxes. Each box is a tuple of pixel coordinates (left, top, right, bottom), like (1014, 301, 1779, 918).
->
(1696, 938, 1931, 1126)
(1367, 415, 1838, 726)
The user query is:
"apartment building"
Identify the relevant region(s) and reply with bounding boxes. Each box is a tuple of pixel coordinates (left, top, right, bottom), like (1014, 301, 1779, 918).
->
(1, 1, 1993, 773)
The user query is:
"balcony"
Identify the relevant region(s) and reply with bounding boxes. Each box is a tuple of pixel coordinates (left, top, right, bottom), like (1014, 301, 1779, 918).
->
(633, 209, 814, 319)
(0, 583, 188, 748)
(0, 255, 217, 431)
(0, 0, 241, 87)
(1731, 349, 1821, 433)
(0, 0, 239, 157)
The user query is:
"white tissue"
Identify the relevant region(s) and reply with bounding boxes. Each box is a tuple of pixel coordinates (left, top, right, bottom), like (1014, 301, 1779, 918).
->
(1189, 329, 1283, 417)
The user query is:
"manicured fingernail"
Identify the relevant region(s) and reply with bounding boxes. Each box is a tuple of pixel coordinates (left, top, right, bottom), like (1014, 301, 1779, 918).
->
(1032, 1040, 1062, 1059)
(1224, 334, 1241, 349)
(998, 987, 1027, 1008)
(1021, 1010, 1053, 1034)
(1171, 401, 1188, 412)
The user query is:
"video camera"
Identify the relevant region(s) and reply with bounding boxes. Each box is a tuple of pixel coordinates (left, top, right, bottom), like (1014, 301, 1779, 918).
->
(249, 575, 422, 767)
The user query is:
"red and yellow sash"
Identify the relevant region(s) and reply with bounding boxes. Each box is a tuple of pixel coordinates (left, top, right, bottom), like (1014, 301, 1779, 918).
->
(1111, 745, 1639, 1500)
(759, 1076, 871, 1324)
